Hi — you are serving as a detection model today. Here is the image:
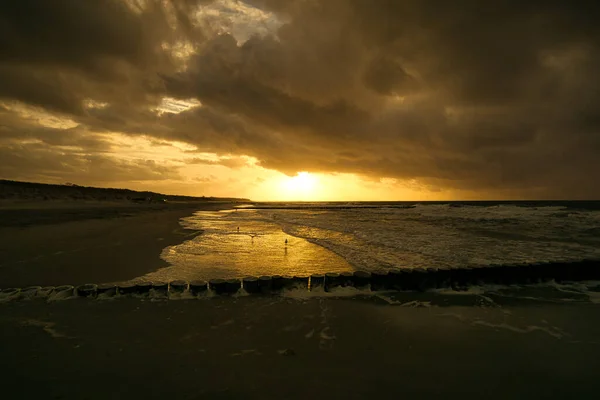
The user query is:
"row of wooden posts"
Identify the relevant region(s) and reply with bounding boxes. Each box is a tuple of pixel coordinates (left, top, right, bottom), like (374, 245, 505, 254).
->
(1, 259, 599, 301)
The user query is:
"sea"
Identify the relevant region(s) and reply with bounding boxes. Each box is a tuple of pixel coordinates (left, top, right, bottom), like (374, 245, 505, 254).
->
(130, 201, 600, 283)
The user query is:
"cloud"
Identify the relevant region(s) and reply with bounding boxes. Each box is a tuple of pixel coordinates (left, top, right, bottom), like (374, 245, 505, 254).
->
(0, 141, 181, 185)
(164, 0, 600, 197)
(1, 0, 600, 198)
(0, 0, 212, 114)
(184, 155, 250, 169)
(193, 175, 217, 183)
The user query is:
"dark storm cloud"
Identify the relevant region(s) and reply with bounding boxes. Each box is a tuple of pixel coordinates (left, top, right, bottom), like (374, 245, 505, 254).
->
(0, 0, 212, 114)
(178, 0, 600, 197)
(1, 0, 600, 197)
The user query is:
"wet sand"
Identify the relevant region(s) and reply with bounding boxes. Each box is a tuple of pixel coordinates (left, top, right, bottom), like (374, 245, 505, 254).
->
(1, 295, 599, 399)
(0, 202, 234, 287)
(2, 200, 600, 398)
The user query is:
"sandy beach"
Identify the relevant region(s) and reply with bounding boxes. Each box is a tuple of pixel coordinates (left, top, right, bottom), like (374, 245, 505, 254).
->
(0, 202, 232, 288)
(1, 294, 599, 399)
(1, 198, 600, 399)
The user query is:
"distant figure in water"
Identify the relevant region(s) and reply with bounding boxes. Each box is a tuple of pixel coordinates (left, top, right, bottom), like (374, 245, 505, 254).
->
(285, 238, 288, 245)
(237, 227, 240, 232)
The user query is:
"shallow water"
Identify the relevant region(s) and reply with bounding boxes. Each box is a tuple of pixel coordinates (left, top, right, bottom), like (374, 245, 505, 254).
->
(132, 202, 600, 282)
(132, 209, 352, 283)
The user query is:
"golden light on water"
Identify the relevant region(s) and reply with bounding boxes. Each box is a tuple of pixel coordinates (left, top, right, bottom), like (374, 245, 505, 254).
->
(135, 210, 353, 282)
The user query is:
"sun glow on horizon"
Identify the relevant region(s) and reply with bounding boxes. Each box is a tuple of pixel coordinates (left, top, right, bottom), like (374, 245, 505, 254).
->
(246, 170, 446, 202)
(279, 172, 319, 200)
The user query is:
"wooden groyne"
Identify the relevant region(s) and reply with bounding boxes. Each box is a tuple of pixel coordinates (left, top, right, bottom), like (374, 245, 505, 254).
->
(1, 260, 600, 301)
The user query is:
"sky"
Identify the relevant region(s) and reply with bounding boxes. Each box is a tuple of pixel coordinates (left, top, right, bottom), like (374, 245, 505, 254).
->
(1, 0, 599, 201)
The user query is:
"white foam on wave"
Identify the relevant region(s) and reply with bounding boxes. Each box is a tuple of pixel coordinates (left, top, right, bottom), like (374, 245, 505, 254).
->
(47, 289, 76, 302)
(101, 202, 600, 283)
(262, 204, 600, 272)
(281, 286, 369, 299)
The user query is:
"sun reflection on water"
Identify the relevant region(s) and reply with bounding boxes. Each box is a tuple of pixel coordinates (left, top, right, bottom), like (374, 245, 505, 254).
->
(130, 209, 352, 283)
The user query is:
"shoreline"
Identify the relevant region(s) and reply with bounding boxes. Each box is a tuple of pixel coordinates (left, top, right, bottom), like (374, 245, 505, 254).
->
(1, 200, 600, 398)
(0, 202, 235, 288)
(2, 200, 599, 288)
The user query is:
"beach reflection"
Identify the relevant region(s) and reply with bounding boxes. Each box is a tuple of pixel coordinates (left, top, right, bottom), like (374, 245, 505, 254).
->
(130, 209, 352, 283)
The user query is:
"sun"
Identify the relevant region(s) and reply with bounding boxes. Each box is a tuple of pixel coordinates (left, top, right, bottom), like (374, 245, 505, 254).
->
(280, 172, 318, 199)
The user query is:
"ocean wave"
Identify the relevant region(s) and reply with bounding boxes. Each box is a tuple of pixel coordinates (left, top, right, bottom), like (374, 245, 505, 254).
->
(146, 203, 600, 281)
(261, 204, 600, 272)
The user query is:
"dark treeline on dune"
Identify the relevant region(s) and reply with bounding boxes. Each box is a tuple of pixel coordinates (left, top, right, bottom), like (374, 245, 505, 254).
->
(0, 179, 250, 203)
